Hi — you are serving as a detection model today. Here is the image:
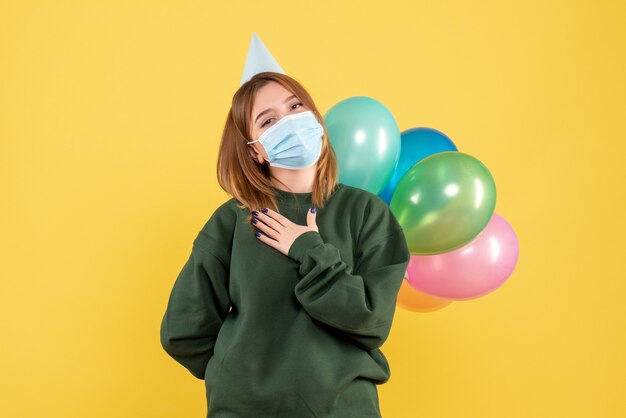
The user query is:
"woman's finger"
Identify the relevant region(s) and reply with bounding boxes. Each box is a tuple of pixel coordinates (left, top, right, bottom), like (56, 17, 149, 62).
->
(253, 218, 280, 240)
(253, 210, 284, 232)
(255, 231, 278, 249)
(259, 207, 290, 228)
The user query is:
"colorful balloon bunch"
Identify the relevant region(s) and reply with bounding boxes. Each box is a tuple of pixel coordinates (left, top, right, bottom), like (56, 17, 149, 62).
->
(324, 96, 519, 313)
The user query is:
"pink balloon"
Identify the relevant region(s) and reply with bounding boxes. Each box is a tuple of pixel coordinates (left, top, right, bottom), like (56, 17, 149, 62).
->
(405, 212, 519, 300)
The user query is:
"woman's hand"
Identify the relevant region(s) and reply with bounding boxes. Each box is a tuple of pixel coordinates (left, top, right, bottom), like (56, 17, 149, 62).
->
(251, 207, 318, 256)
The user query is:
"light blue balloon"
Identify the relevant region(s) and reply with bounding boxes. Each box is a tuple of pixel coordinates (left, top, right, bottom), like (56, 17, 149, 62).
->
(378, 127, 458, 205)
(324, 97, 401, 194)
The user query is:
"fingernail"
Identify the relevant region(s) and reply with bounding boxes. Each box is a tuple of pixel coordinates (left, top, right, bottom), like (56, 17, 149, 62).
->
(252, 218, 258, 224)
(255, 231, 261, 238)
(252, 210, 259, 216)
(261, 208, 268, 213)
(311, 207, 316, 213)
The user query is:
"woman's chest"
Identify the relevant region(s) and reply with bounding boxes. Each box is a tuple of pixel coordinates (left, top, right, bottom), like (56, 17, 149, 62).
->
(227, 205, 357, 301)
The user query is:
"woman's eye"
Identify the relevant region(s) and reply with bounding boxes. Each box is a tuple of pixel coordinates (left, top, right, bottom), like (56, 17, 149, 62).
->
(260, 103, 303, 128)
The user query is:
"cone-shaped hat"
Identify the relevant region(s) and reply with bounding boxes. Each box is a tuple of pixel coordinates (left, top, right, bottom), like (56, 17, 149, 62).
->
(240, 33, 286, 86)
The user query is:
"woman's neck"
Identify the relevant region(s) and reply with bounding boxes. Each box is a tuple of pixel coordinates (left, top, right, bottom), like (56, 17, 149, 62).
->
(269, 164, 317, 193)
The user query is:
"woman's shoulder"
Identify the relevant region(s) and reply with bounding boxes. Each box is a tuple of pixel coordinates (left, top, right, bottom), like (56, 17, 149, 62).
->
(201, 198, 239, 229)
(193, 198, 239, 260)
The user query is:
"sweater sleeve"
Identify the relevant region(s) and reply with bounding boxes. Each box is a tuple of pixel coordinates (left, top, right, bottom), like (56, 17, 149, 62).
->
(160, 204, 234, 380)
(288, 209, 410, 351)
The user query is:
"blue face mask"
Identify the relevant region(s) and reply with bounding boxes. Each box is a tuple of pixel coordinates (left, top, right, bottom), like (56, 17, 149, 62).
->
(247, 110, 324, 170)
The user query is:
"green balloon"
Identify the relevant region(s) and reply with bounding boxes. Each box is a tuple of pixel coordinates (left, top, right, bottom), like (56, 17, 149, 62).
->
(324, 96, 401, 194)
(389, 151, 496, 255)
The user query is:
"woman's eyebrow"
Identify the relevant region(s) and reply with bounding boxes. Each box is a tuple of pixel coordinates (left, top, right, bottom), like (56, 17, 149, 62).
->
(254, 94, 297, 124)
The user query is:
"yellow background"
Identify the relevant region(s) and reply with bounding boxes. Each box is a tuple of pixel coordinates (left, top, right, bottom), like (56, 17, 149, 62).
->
(2, 0, 625, 417)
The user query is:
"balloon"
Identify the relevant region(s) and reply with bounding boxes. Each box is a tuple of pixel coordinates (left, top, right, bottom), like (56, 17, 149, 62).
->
(390, 151, 496, 254)
(405, 213, 519, 300)
(397, 276, 453, 313)
(324, 96, 401, 194)
(379, 127, 458, 205)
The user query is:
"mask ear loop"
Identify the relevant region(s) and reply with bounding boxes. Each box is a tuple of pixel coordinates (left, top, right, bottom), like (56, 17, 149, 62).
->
(246, 134, 270, 164)
(247, 122, 274, 144)
(239, 110, 270, 164)
(246, 141, 267, 165)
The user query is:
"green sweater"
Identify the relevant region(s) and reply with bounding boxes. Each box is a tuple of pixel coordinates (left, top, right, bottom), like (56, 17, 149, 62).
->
(160, 182, 411, 417)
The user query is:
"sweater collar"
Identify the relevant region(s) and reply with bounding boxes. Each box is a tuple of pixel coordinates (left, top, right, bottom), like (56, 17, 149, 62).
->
(270, 183, 344, 207)
(271, 186, 313, 207)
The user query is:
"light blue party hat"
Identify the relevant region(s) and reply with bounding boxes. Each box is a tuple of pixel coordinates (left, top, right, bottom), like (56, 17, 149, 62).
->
(240, 33, 286, 86)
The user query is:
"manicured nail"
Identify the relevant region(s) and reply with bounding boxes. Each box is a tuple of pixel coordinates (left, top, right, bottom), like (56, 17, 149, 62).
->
(252, 218, 258, 224)
(255, 231, 261, 238)
(311, 207, 316, 213)
(261, 208, 268, 213)
(252, 210, 259, 216)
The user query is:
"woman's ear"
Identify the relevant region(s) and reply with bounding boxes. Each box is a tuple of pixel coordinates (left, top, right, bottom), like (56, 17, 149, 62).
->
(248, 145, 265, 164)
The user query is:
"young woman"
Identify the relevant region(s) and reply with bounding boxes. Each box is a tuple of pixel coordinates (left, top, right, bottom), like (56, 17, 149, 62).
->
(160, 71, 411, 417)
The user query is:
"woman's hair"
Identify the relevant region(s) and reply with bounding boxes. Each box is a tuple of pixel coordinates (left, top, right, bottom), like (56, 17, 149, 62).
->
(216, 71, 339, 222)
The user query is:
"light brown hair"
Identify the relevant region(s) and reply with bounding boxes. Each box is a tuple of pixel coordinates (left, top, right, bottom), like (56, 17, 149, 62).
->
(216, 71, 339, 223)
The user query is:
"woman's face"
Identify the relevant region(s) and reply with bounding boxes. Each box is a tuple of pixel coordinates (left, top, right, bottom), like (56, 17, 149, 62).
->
(247, 81, 310, 164)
